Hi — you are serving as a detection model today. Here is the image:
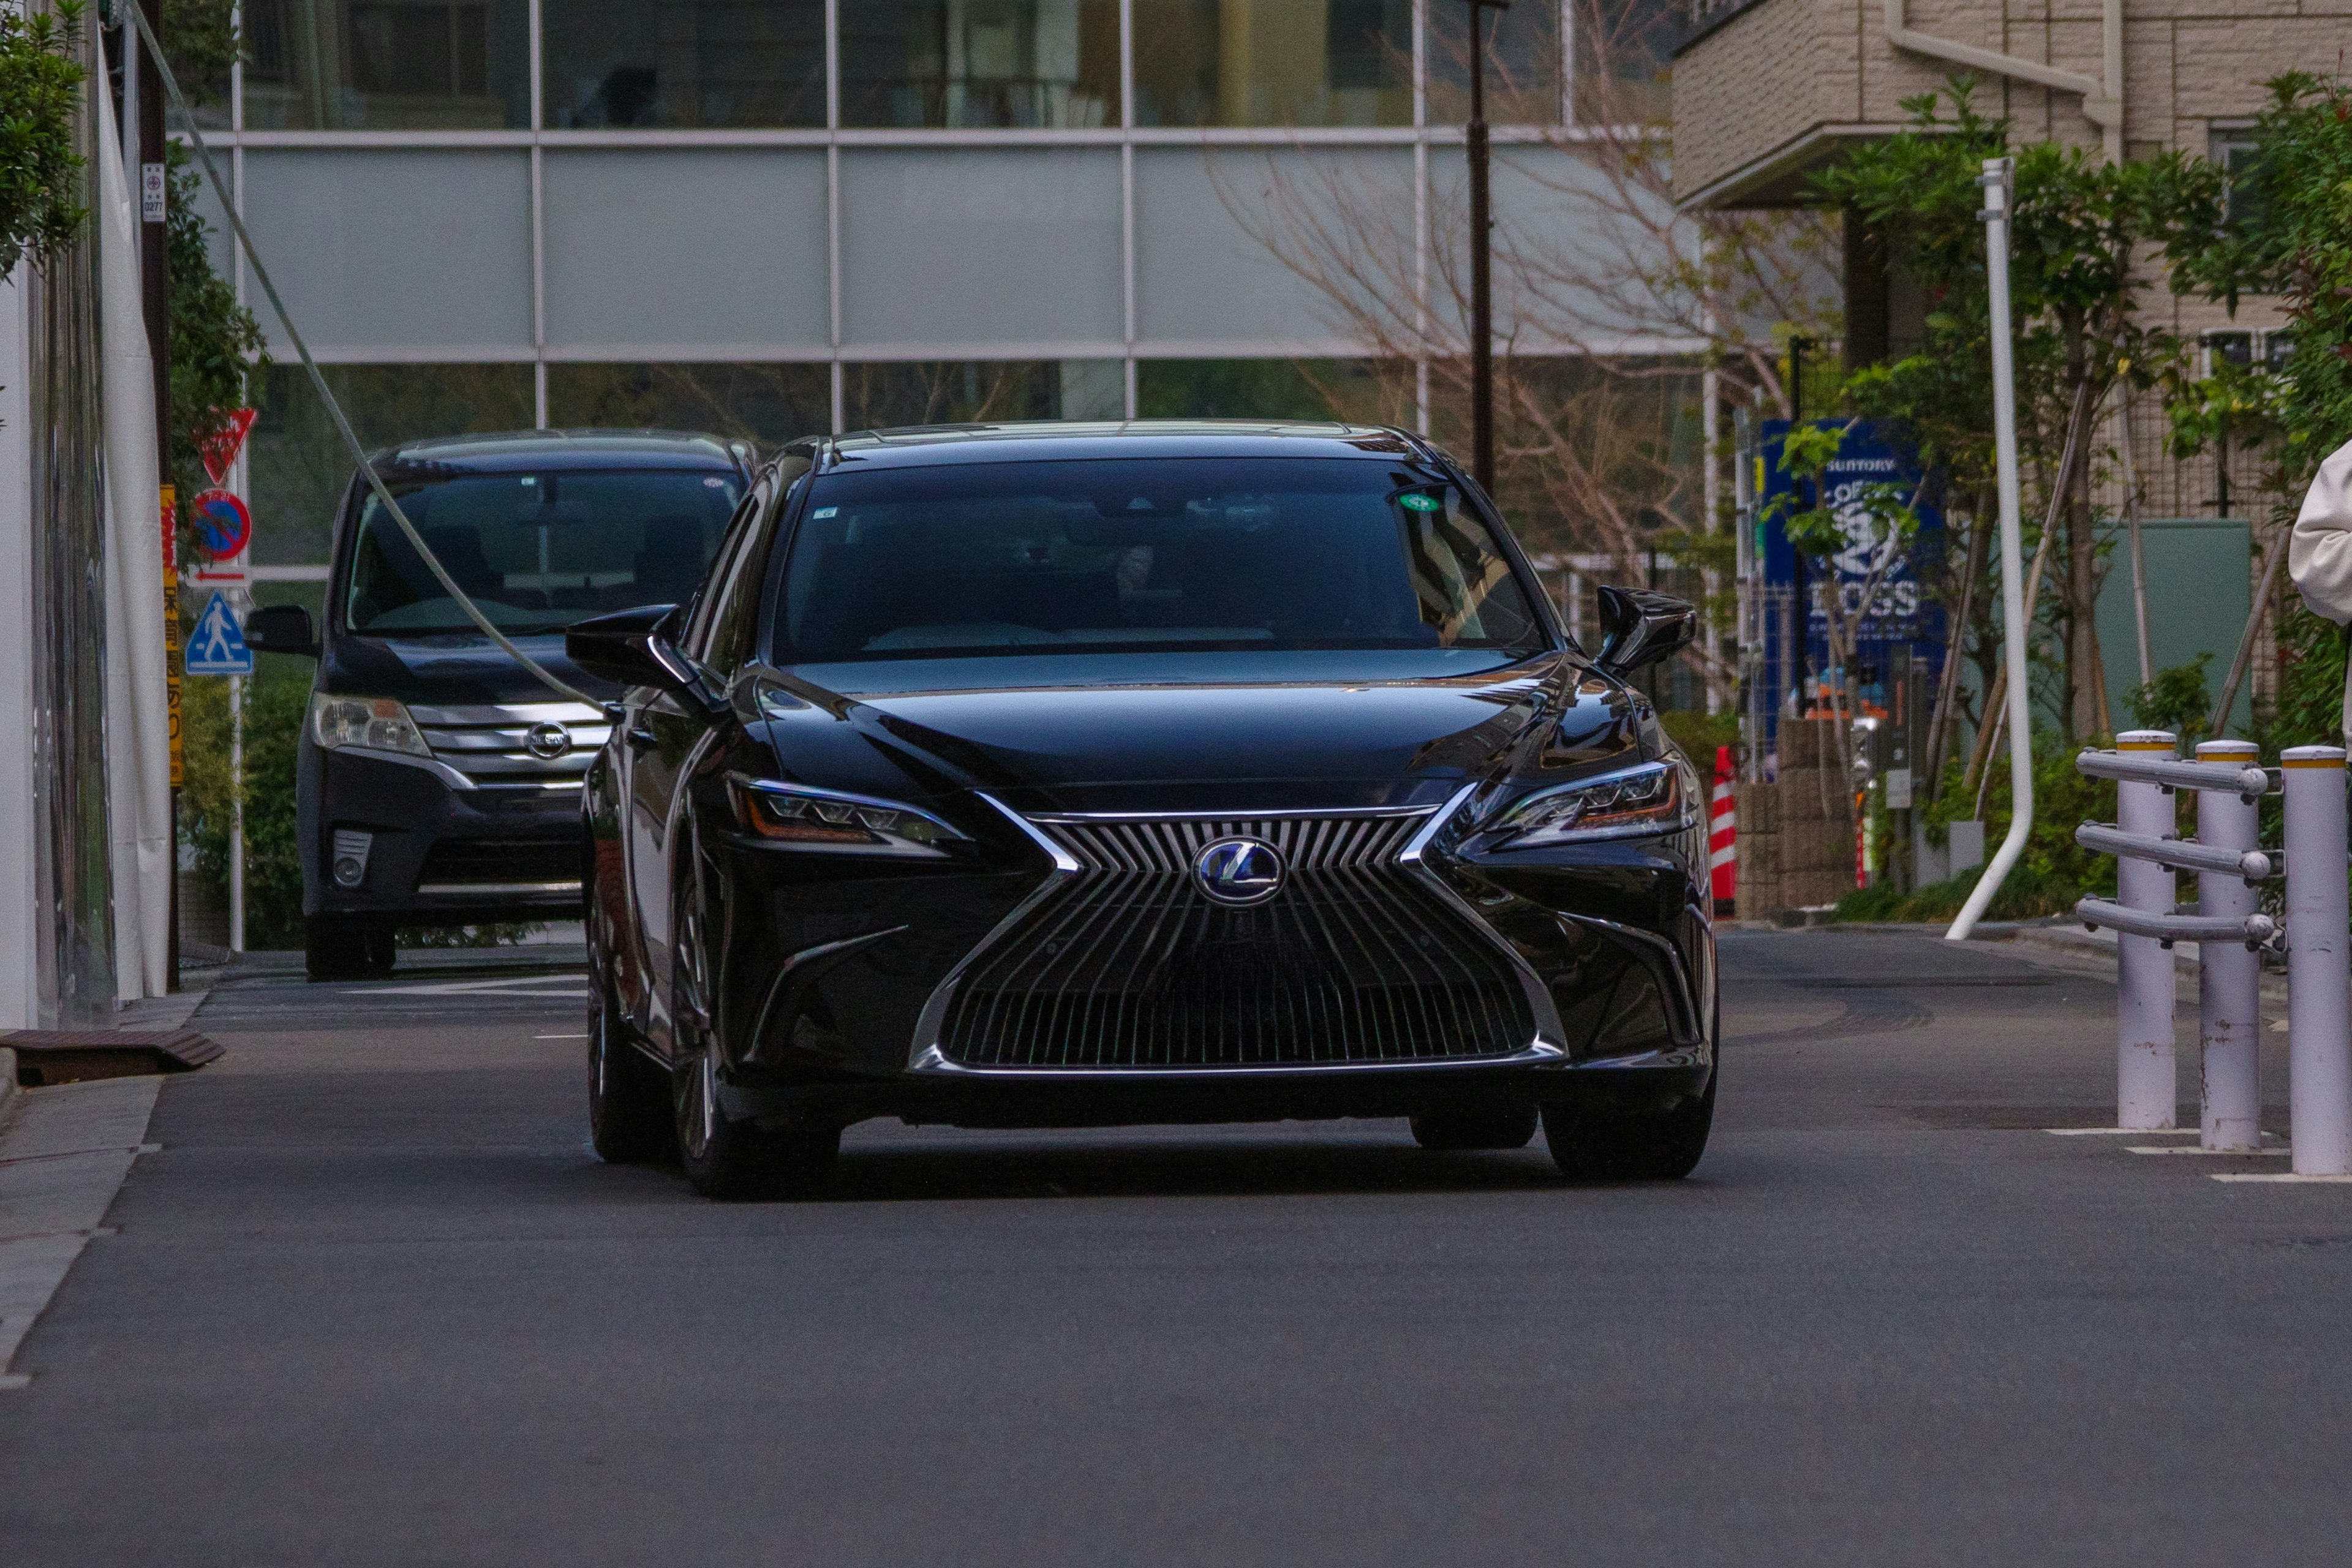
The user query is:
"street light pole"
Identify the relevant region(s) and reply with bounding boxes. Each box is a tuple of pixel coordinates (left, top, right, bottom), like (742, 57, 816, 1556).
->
(1464, 0, 1508, 495)
(1947, 157, 2033, 942)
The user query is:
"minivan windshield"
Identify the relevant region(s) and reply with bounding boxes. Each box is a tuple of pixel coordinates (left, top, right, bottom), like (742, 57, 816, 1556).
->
(774, 457, 1545, 662)
(344, 467, 742, 636)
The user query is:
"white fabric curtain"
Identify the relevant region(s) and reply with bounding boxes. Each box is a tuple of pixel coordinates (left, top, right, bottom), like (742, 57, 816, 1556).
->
(95, 99, 172, 1002)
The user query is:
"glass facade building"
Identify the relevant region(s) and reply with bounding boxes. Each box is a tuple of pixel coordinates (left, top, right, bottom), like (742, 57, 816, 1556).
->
(197, 1, 1684, 573)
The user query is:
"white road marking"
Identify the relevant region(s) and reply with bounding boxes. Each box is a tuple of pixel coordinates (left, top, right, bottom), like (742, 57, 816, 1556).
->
(2127, 1145, 2289, 1156)
(342, 974, 587, 998)
(536, 1033, 589, 1040)
(2212, 1172, 2352, 1183)
(2044, 1127, 2199, 1136)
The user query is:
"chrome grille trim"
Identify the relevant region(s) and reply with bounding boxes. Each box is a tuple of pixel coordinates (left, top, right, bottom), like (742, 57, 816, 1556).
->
(409, 700, 610, 782)
(918, 796, 1555, 1072)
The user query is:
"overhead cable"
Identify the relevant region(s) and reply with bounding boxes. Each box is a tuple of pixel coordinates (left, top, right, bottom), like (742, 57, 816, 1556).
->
(123, 3, 603, 710)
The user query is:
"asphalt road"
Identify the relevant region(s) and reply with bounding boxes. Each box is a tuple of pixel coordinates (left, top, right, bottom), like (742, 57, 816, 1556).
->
(4, 929, 2351, 1565)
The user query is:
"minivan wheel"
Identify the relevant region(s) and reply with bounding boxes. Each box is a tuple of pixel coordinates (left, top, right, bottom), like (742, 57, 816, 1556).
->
(588, 968, 671, 1164)
(1409, 1103, 1539, 1150)
(1541, 1068, 1717, 1182)
(673, 1033, 839, 1200)
(305, 914, 395, 981)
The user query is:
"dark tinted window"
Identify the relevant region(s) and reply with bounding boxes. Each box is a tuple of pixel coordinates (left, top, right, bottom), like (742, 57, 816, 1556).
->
(774, 456, 1544, 662)
(344, 467, 742, 636)
(698, 478, 793, 677)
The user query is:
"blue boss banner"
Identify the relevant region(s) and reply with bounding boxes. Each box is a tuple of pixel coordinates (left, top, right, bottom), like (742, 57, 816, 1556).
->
(1758, 418, 1947, 712)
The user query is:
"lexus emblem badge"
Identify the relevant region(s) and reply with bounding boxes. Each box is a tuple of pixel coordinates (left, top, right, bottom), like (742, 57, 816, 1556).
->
(1193, 836, 1285, 907)
(524, 721, 573, 761)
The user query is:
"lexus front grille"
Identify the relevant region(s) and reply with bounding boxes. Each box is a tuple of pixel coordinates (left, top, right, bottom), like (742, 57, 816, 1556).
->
(934, 812, 1535, 1069)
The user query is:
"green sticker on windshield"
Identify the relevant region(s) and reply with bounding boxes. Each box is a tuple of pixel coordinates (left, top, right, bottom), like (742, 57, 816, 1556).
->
(1398, 491, 1442, 511)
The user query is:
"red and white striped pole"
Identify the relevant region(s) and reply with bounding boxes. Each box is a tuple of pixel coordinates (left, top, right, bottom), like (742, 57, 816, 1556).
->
(1710, 745, 1736, 915)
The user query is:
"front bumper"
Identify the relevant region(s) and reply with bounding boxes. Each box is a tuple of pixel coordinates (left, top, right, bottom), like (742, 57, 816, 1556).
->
(696, 790, 1713, 1130)
(298, 744, 584, 924)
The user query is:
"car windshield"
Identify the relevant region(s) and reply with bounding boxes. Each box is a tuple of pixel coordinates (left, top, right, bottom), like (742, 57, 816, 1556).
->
(774, 456, 1545, 662)
(344, 467, 742, 636)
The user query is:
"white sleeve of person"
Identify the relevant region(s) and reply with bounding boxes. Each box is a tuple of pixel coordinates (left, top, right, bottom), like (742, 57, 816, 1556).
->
(2287, 436, 2352, 733)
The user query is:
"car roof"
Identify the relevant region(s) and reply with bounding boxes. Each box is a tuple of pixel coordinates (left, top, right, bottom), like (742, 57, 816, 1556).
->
(810, 420, 1442, 472)
(369, 428, 750, 475)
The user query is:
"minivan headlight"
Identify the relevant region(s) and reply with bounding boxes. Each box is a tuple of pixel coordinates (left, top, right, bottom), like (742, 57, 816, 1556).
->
(1489, 761, 1687, 846)
(726, 776, 969, 856)
(311, 694, 431, 757)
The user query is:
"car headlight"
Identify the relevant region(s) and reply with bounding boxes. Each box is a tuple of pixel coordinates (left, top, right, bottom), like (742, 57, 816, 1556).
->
(726, 776, 970, 856)
(311, 694, 430, 758)
(1488, 761, 1689, 846)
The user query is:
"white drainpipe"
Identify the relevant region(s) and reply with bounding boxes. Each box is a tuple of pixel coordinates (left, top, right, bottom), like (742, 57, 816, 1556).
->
(1884, 0, 2124, 160)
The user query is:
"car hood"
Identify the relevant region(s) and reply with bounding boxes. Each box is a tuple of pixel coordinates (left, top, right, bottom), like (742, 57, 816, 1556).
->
(758, 650, 1646, 814)
(323, 633, 620, 707)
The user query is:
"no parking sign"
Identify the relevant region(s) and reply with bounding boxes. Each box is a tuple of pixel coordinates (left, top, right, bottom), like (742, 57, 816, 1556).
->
(189, 488, 253, 590)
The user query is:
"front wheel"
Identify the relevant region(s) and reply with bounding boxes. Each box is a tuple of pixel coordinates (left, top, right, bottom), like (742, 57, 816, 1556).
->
(674, 1034, 839, 1200)
(304, 914, 394, 981)
(1542, 1067, 1716, 1182)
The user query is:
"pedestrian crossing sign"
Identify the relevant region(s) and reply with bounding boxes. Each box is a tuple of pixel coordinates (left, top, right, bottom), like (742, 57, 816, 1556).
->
(186, 590, 254, 676)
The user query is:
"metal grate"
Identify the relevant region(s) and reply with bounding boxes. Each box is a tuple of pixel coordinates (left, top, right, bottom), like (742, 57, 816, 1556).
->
(937, 812, 1534, 1069)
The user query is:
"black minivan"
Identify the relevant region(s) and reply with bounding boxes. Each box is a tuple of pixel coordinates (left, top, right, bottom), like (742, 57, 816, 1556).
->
(246, 429, 755, 980)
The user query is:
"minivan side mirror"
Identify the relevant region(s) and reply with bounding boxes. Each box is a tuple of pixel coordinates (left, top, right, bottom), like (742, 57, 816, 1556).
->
(244, 604, 318, 658)
(1593, 585, 1697, 676)
(566, 604, 709, 704)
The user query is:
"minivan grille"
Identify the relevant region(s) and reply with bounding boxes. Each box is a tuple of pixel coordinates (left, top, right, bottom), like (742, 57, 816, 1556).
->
(936, 812, 1534, 1069)
(409, 702, 610, 785)
(417, 838, 578, 889)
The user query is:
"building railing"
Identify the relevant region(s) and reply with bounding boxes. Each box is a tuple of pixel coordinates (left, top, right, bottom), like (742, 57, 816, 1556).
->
(2071, 733, 2351, 1176)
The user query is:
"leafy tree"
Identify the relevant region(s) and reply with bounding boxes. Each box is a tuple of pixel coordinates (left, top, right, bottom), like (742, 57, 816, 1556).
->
(2128, 654, 2215, 747)
(179, 666, 307, 949)
(165, 143, 266, 521)
(0, 0, 85, 279)
(2159, 74, 2352, 748)
(1815, 81, 2216, 767)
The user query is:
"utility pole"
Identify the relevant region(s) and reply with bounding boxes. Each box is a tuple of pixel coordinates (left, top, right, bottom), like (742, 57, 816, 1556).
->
(1463, 0, 1508, 495)
(135, 0, 179, 990)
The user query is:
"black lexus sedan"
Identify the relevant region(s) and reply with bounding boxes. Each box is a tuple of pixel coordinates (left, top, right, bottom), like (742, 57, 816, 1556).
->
(567, 421, 1715, 1197)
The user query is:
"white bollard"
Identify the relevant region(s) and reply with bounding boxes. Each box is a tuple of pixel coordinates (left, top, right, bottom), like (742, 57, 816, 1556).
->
(2284, 745, 2352, 1176)
(2196, 739, 2263, 1151)
(2116, 731, 2179, 1130)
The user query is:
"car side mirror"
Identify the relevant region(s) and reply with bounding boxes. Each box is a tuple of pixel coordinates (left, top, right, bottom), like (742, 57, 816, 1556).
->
(566, 604, 710, 705)
(244, 604, 318, 658)
(1593, 585, 1697, 676)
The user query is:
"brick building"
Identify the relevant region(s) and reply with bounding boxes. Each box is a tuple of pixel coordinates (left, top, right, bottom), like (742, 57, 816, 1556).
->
(1675, 0, 2332, 911)
(1673, 0, 2325, 516)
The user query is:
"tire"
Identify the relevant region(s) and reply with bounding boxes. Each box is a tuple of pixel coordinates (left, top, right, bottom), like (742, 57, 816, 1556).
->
(305, 914, 395, 981)
(588, 967, 671, 1164)
(1410, 1103, 1540, 1150)
(1542, 1066, 1716, 1182)
(673, 1031, 839, 1200)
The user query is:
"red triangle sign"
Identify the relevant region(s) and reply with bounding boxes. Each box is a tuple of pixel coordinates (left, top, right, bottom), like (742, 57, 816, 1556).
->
(198, 408, 257, 486)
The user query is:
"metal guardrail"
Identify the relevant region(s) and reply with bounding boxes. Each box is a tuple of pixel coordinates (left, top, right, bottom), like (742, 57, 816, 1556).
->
(2072, 824, 2274, 881)
(2070, 733, 2351, 1175)
(2071, 898, 2274, 948)
(2073, 752, 2274, 799)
